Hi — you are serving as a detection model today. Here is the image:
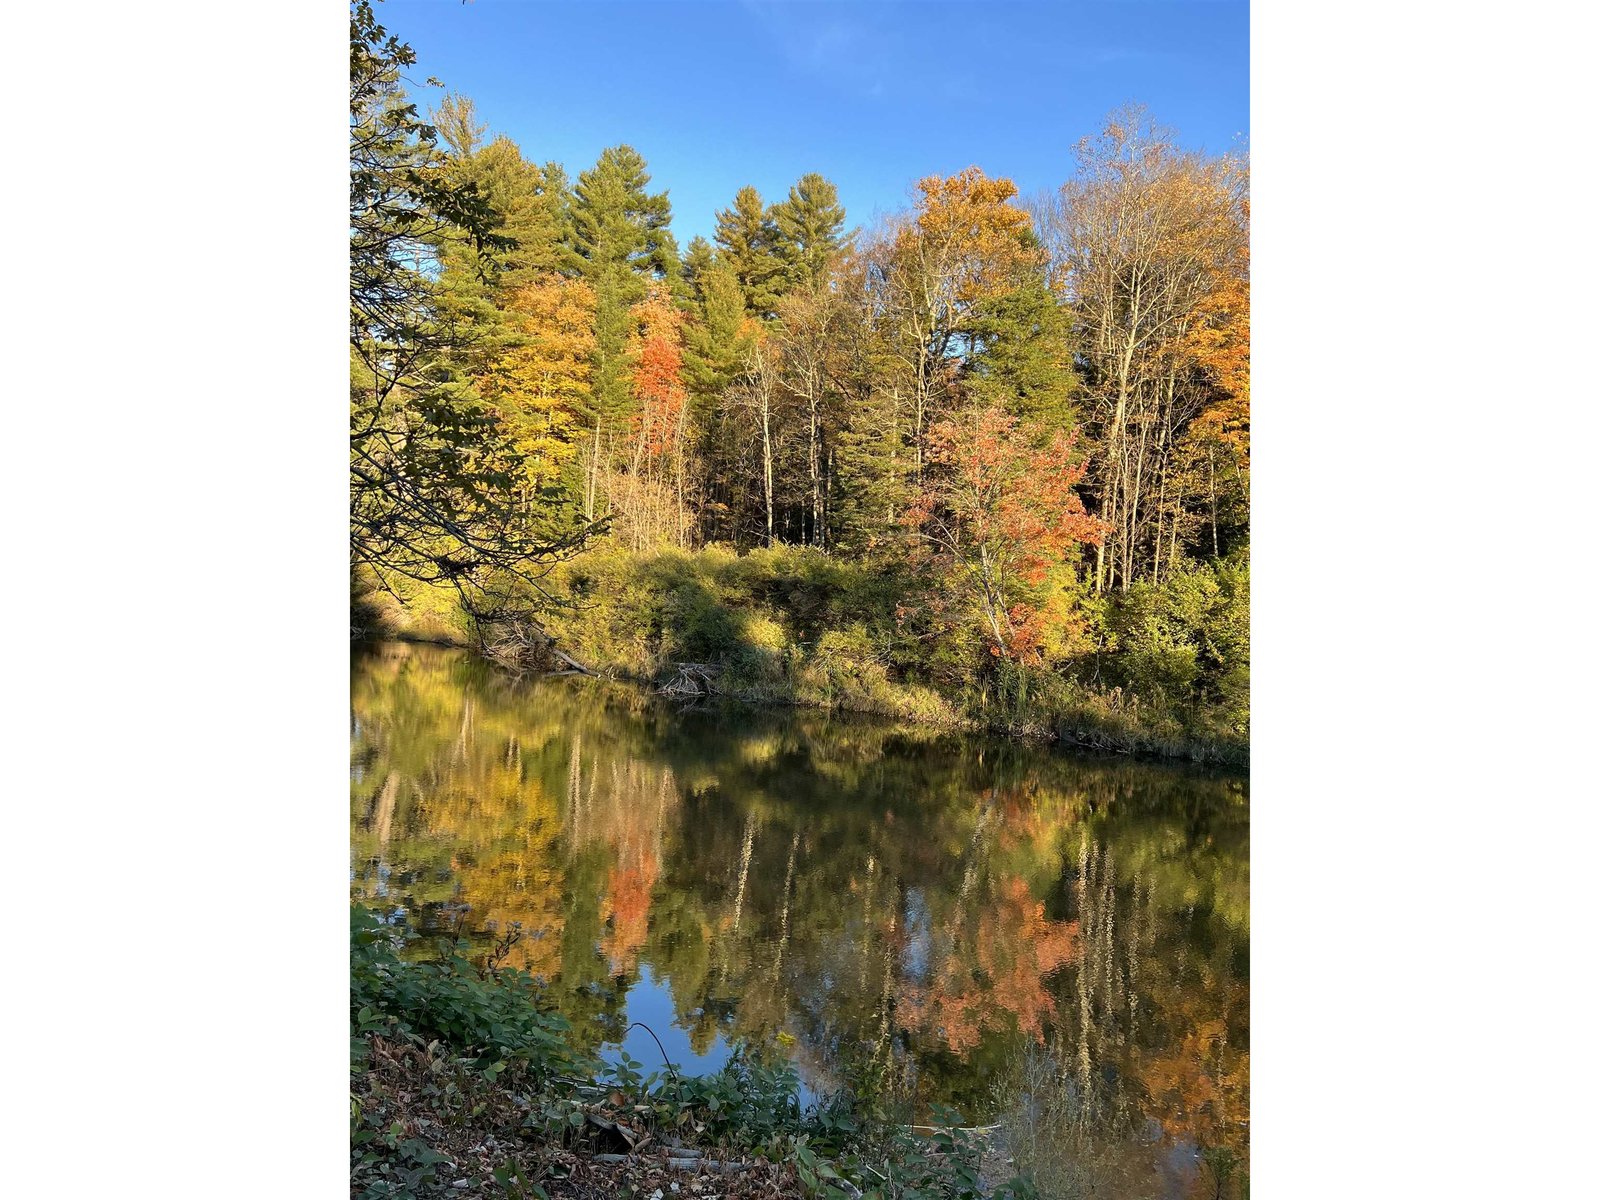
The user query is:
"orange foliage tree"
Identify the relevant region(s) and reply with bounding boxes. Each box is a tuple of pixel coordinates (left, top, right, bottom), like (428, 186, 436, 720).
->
(628, 286, 688, 467)
(902, 167, 1040, 319)
(602, 284, 695, 548)
(882, 168, 1043, 482)
(904, 404, 1104, 663)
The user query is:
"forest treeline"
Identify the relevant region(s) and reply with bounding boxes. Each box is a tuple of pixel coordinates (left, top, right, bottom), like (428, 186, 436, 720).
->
(350, 1, 1250, 761)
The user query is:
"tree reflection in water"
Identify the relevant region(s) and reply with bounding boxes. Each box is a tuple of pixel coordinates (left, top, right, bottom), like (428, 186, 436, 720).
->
(351, 641, 1248, 1188)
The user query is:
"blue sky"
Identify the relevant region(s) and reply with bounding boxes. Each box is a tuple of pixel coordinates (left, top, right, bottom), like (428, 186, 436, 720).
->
(379, 0, 1249, 245)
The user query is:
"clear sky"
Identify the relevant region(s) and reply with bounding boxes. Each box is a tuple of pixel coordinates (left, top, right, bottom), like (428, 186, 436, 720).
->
(379, 0, 1249, 245)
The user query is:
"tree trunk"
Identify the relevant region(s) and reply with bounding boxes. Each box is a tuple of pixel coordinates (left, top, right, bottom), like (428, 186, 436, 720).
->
(585, 420, 601, 521)
(762, 396, 775, 547)
(808, 389, 822, 547)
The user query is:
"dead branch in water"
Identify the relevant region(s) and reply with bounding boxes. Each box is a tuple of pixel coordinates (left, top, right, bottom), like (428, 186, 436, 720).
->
(475, 614, 595, 676)
(658, 662, 723, 698)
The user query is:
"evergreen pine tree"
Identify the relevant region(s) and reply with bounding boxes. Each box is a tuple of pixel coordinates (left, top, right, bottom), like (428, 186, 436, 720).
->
(713, 185, 783, 318)
(568, 145, 683, 449)
(682, 257, 757, 543)
(681, 235, 717, 307)
(467, 136, 571, 293)
(771, 173, 848, 292)
(964, 274, 1077, 433)
(683, 258, 754, 403)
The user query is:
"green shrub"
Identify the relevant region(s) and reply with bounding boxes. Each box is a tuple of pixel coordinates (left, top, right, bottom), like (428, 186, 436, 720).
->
(350, 906, 588, 1081)
(350, 904, 1042, 1199)
(1108, 556, 1249, 735)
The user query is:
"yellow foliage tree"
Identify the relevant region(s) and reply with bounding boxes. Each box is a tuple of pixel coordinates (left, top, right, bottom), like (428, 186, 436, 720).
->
(883, 167, 1044, 483)
(477, 275, 597, 495)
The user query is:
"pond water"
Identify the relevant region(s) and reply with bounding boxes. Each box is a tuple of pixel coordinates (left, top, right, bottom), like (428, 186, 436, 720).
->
(351, 641, 1247, 1180)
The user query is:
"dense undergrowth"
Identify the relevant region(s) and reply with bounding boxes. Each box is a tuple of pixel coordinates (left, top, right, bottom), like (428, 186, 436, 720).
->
(356, 542, 1247, 765)
(351, 905, 1034, 1199)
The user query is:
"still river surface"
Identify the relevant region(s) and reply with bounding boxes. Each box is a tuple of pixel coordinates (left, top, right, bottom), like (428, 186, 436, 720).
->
(351, 642, 1247, 1182)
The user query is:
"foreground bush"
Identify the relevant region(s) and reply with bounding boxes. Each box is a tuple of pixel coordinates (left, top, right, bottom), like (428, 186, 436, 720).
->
(350, 905, 1035, 1199)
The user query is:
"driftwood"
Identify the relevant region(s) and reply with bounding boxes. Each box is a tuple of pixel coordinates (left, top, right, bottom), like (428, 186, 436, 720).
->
(658, 662, 723, 698)
(478, 617, 595, 676)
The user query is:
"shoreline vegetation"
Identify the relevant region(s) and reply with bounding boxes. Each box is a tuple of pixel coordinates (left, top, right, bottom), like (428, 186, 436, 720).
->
(355, 542, 1247, 768)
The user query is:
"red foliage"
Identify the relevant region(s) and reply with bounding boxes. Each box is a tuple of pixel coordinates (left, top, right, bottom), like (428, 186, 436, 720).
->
(905, 404, 1105, 662)
(630, 334, 686, 460)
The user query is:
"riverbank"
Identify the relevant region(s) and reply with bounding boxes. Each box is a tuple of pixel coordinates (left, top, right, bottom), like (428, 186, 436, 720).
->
(352, 906, 1030, 1199)
(354, 544, 1248, 767)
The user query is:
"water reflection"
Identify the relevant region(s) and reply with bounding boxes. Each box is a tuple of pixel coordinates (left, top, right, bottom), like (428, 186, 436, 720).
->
(350, 641, 1247, 1176)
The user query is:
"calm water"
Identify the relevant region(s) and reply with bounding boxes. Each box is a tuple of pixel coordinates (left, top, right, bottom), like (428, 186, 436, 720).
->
(351, 641, 1247, 1174)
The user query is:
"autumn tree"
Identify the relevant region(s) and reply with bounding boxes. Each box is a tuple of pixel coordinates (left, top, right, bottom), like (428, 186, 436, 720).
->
(882, 168, 1042, 485)
(1043, 107, 1248, 591)
(605, 285, 694, 548)
(348, 0, 589, 600)
(1172, 209, 1250, 564)
(904, 404, 1103, 663)
(811, 174, 1053, 555)
(567, 145, 683, 517)
(475, 275, 596, 537)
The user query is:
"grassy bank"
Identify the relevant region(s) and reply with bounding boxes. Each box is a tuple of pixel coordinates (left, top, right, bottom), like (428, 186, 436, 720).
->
(352, 905, 1032, 1199)
(355, 543, 1247, 766)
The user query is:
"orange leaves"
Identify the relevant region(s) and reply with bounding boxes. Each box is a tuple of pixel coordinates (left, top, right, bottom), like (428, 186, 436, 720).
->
(626, 284, 688, 463)
(1185, 215, 1250, 467)
(905, 404, 1105, 663)
(497, 275, 599, 402)
(904, 167, 1041, 311)
(901, 873, 1080, 1054)
(630, 336, 685, 460)
(627, 282, 685, 348)
(632, 336, 683, 406)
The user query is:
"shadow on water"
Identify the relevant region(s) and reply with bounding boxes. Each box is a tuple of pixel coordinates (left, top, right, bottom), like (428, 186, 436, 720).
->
(351, 640, 1248, 1192)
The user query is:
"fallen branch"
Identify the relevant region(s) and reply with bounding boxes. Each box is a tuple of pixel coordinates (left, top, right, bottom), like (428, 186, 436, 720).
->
(475, 614, 595, 676)
(658, 662, 723, 698)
